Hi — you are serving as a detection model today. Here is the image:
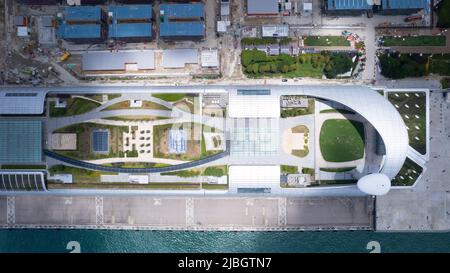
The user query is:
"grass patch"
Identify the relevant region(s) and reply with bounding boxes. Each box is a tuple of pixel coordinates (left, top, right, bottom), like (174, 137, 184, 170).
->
(292, 146, 309, 158)
(303, 36, 350, 47)
(50, 98, 100, 117)
(281, 165, 299, 174)
(47, 181, 201, 190)
(392, 157, 423, 186)
(320, 167, 356, 172)
(437, 0, 450, 28)
(104, 116, 169, 122)
(382, 36, 446, 47)
(107, 94, 121, 100)
(152, 93, 186, 102)
(320, 108, 355, 114)
(102, 100, 170, 111)
(320, 119, 365, 162)
(387, 92, 426, 155)
(48, 165, 115, 183)
(311, 180, 357, 187)
(201, 183, 228, 190)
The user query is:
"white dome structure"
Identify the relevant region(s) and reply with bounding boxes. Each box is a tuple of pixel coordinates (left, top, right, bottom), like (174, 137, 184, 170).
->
(357, 174, 391, 196)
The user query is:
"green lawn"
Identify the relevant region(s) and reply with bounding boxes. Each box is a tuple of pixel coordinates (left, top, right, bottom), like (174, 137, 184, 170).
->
(392, 158, 423, 186)
(281, 165, 299, 174)
(303, 36, 350, 47)
(387, 92, 426, 155)
(102, 100, 170, 111)
(50, 98, 100, 117)
(320, 119, 365, 162)
(382, 36, 446, 47)
(320, 109, 355, 114)
(48, 165, 115, 183)
(320, 167, 356, 172)
(152, 93, 186, 102)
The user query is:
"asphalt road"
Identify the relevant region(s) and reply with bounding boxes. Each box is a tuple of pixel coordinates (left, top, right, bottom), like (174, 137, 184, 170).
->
(0, 195, 374, 230)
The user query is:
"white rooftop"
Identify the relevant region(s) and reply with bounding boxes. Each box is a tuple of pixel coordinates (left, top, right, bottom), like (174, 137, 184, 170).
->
(229, 165, 280, 191)
(262, 25, 289, 37)
(201, 49, 219, 67)
(0, 90, 46, 115)
(228, 89, 280, 118)
(82, 50, 155, 71)
(162, 49, 199, 68)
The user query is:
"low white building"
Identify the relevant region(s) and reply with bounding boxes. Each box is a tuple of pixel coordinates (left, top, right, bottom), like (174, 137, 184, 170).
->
(229, 165, 280, 193)
(262, 25, 289, 37)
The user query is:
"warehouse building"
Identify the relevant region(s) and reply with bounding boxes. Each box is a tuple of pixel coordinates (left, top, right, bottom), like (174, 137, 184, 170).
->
(323, 0, 373, 15)
(17, 0, 59, 4)
(247, 0, 278, 16)
(108, 5, 153, 41)
(82, 50, 155, 72)
(159, 3, 205, 40)
(380, 0, 429, 15)
(57, 6, 107, 43)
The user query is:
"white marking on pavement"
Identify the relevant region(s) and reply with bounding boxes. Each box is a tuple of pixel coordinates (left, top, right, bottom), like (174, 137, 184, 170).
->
(95, 196, 104, 226)
(186, 198, 194, 227)
(7, 196, 15, 225)
(278, 198, 287, 226)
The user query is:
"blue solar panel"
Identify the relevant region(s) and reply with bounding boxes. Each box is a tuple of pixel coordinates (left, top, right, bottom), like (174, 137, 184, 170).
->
(92, 130, 109, 153)
(328, 0, 372, 10)
(381, 0, 429, 10)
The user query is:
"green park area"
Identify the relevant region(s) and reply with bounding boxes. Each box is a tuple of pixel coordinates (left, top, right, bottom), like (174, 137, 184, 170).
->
(53, 123, 129, 160)
(437, 0, 450, 28)
(319, 119, 365, 162)
(241, 37, 291, 46)
(161, 165, 228, 178)
(102, 100, 170, 111)
(392, 158, 423, 186)
(379, 53, 450, 79)
(382, 36, 446, 47)
(303, 36, 350, 47)
(241, 50, 354, 79)
(152, 93, 186, 102)
(49, 97, 100, 117)
(281, 165, 299, 174)
(387, 92, 427, 155)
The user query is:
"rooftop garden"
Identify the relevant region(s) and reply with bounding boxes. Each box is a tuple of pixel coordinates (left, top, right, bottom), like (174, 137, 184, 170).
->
(49, 97, 100, 117)
(319, 119, 365, 163)
(391, 158, 423, 186)
(281, 98, 315, 118)
(387, 92, 427, 155)
(102, 100, 170, 111)
(53, 123, 129, 160)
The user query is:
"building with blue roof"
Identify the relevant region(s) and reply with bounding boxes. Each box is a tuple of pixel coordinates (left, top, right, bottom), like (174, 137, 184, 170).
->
(324, 0, 373, 14)
(381, 0, 429, 14)
(57, 24, 106, 43)
(64, 6, 104, 23)
(108, 5, 153, 41)
(159, 3, 205, 40)
(109, 5, 152, 22)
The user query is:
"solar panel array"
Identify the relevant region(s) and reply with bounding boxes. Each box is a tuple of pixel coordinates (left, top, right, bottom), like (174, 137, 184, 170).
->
(169, 129, 187, 154)
(0, 120, 42, 163)
(0, 172, 46, 192)
(92, 130, 109, 153)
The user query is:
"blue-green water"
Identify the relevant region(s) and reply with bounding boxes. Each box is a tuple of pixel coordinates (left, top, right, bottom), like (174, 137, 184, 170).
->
(1, 230, 450, 253)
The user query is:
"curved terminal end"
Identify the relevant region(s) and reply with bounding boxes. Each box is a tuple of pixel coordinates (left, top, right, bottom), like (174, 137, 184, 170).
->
(357, 173, 391, 196)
